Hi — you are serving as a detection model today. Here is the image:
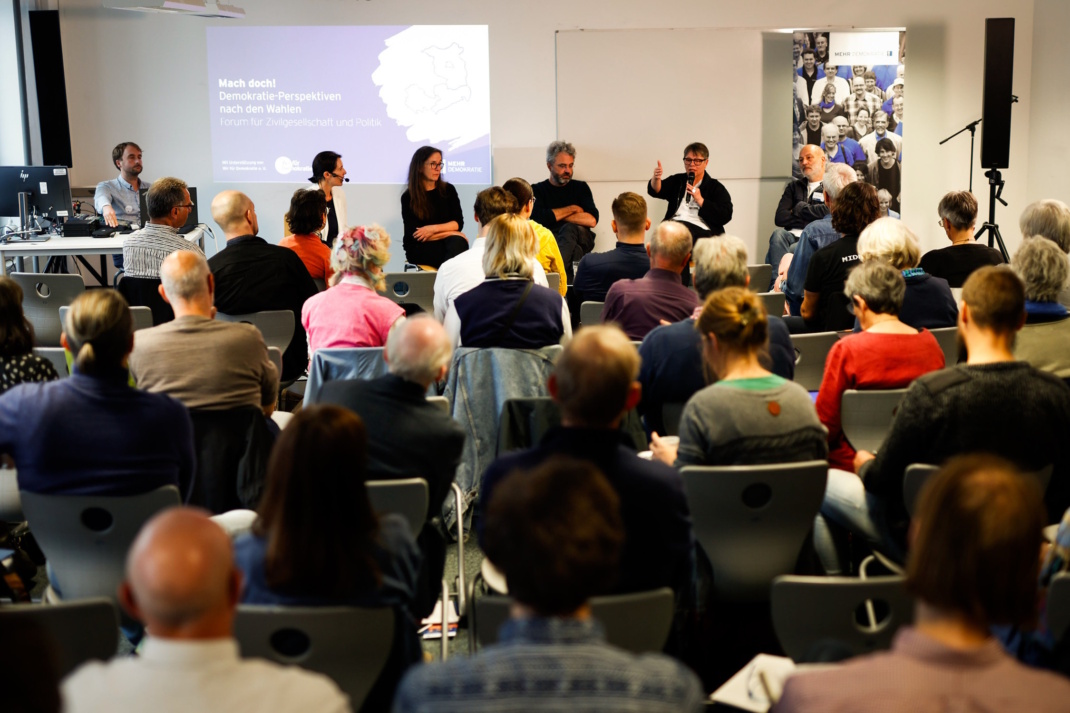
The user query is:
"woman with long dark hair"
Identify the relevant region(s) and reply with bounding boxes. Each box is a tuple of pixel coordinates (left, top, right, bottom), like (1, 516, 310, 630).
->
(0, 276, 58, 394)
(233, 404, 422, 710)
(401, 145, 467, 268)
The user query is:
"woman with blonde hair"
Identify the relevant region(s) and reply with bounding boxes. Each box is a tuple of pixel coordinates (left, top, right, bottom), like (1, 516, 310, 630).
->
(301, 224, 405, 355)
(443, 213, 571, 349)
(652, 287, 826, 467)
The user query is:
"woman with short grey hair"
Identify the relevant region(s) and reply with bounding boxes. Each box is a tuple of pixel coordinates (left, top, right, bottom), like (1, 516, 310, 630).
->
(1013, 237, 1070, 379)
(920, 190, 1005, 287)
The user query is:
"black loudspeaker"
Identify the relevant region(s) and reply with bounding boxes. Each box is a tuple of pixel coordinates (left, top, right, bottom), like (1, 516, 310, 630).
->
(980, 18, 1014, 169)
(28, 10, 73, 168)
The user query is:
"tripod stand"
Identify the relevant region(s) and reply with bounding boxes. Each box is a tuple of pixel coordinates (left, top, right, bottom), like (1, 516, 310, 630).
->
(975, 168, 1010, 262)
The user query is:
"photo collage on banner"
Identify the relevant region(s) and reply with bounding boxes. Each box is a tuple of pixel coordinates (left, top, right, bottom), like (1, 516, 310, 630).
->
(793, 30, 906, 215)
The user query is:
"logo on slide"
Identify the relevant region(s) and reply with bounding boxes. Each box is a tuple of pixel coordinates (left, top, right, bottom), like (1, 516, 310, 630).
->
(275, 157, 294, 175)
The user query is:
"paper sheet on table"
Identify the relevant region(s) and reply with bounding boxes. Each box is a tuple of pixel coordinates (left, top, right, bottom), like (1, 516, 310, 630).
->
(711, 654, 797, 712)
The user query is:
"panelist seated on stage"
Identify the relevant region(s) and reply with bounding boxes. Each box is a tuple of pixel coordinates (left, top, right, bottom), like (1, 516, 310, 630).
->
(569, 191, 651, 317)
(401, 145, 468, 269)
(94, 141, 148, 269)
(647, 142, 733, 245)
(121, 177, 204, 280)
(529, 141, 599, 282)
(129, 251, 278, 413)
(764, 144, 829, 289)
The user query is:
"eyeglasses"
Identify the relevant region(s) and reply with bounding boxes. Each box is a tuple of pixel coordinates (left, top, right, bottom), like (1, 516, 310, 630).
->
(426, 162, 445, 169)
(682, 157, 707, 164)
(176, 202, 194, 210)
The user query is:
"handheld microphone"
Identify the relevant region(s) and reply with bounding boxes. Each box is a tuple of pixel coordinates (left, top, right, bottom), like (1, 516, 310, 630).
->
(686, 171, 696, 204)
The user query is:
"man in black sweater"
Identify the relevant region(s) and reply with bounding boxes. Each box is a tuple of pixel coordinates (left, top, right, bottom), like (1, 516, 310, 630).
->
(764, 143, 830, 289)
(530, 140, 599, 282)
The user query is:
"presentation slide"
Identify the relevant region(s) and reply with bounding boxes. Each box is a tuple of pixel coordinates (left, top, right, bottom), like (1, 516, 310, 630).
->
(206, 25, 490, 184)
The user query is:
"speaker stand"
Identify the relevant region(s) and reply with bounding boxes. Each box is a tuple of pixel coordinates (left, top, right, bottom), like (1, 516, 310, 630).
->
(939, 118, 982, 192)
(974, 168, 1010, 262)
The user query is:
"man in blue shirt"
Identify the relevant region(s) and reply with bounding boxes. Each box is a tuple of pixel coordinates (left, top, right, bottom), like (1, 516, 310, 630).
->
(94, 141, 149, 268)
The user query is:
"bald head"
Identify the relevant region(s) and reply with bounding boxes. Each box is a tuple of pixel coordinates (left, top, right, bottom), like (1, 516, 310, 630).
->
(385, 315, 451, 387)
(122, 508, 238, 635)
(160, 250, 211, 302)
(648, 221, 692, 271)
(210, 190, 256, 238)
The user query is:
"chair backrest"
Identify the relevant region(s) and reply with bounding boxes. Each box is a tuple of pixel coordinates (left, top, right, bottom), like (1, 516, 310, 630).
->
(791, 331, 840, 391)
(382, 272, 436, 313)
(681, 461, 829, 601)
(771, 575, 914, 662)
(426, 395, 449, 414)
(929, 326, 959, 367)
(188, 406, 275, 513)
(366, 478, 429, 534)
(234, 605, 394, 711)
(217, 310, 295, 352)
(60, 305, 152, 333)
(313, 277, 327, 292)
(747, 264, 773, 292)
(757, 291, 786, 317)
(305, 347, 389, 404)
(33, 347, 68, 378)
(660, 401, 686, 437)
(267, 346, 282, 380)
(11, 273, 85, 347)
(473, 587, 674, 654)
(546, 272, 560, 294)
(903, 462, 1053, 517)
(19, 486, 182, 601)
(116, 275, 175, 326)
(840, 388, 909, 454)
(579, 301, 603, 327)
(0, 599, 120, 678)
(1048, 572, 1070, 644)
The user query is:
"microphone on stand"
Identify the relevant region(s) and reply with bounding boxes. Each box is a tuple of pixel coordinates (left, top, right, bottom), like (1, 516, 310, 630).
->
(686, 171, 696, 204)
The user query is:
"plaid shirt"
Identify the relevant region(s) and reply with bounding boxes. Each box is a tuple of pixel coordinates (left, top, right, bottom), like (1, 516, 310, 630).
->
(844, 93, 881, 124)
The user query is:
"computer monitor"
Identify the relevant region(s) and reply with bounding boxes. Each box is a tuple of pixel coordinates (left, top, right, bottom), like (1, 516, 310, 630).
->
(138, 186, 200, 234)
(0, 166, 74, 222)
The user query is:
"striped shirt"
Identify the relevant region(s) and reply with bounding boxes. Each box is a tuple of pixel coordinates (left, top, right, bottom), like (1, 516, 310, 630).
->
(122, 223, 204, 279)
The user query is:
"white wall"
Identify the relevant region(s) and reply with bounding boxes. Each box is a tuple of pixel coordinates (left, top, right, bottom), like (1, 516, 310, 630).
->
(53, 0, 1059, 270)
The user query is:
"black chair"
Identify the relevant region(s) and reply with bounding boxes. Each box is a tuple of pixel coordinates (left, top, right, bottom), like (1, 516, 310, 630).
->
(117, 275, 174, 326)
(188, 406, 275, 513)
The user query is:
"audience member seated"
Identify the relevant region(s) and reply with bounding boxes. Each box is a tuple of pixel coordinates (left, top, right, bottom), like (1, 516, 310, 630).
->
(503, 177, 567, 297)
(401, 145, 468, 269)
(62, 508, 351, 713)
(208, 190, 319, 382)
(395, 457, 704, 713)
(601, 221, 698, 340)
(234, 405, 420, 712)
(816, 261, 944, 472)
(651, 287, 825, 468)
(795, 181, 879, 333)
(856, 218, 957, 330)
(130, 251, 278, 411)
(444, 213, 570, 350)
(824, 268, 1070, 565)
(121, 177, 204, 279)
(774, 455, 1070, 713)
(639, 235, 795, 436)
(432, 187, 548, 321)
(1019, 199, 1070, 308)
(317, 316, 464, 617)
(0, 276, 58, 394)
(765, 144, 829, 286)
(919, 191, 1004, 287)
(0, 289, 193, 499)
(302, 225, 405, 356)
(1012, 237, 1070, 379)
(280, 188, 333, 283)
(478, 325, 694, 599)
(782, 163, 856, 315)
(570, 191, 651, 318)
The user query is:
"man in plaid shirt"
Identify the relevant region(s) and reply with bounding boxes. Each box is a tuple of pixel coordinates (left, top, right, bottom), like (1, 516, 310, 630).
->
(844, 77, 881, 125)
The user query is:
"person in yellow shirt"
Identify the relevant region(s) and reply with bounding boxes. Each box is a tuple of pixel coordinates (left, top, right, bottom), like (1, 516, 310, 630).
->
(503, 177, 568, 296)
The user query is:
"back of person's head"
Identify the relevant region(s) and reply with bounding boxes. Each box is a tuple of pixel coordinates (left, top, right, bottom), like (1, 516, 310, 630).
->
(906, 454, 1045, 629)
(1020, 199, 1070, 253)
(831, 181, 880, 236)
(693, 235, 748, 299)
(210, 190, 253, 233)
(696, 286, 768, 354)
(330, 224, 391, 290)
(502, 177, 534, 209)
(611, 192, 648, 237)
(1012, 237, 1069, 303)
(844, 259, 905, 316)
(483, 213, 536, 279)
(648, 221, 692, 269)
(386, 314, 451, 386)
(552, 325, 639, 426)
(145, 177, 188, 220)
(160, 250, 212, 304)
(857, 217, 921, 269)
(0, 276, 34, 358)
(821, 162, 857, 202)
(961, 266, 1025, 335)
(122, 507, 238, 633)
(285, 188, 328, 236)
(63, 289, 133, 376)
(253, 405, 381, 598)
(310, 150, 342, 183)
(938, 191, 978, 231)
(484, 456, 623, 616)
(474, 186, 518, 226)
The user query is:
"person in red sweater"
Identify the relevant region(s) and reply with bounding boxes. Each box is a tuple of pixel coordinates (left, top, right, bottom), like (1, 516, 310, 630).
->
(280, 188, 333, 284)
(816, 259, 944, 470)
